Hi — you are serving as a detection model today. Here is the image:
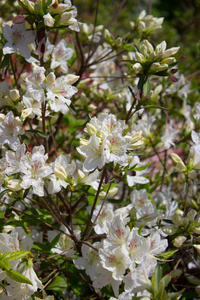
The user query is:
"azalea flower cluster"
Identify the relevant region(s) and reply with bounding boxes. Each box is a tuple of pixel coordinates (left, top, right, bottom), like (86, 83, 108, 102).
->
(77, 113, 143, 172)
(75, 199, 168, 298)
(0, 1, 200, 299)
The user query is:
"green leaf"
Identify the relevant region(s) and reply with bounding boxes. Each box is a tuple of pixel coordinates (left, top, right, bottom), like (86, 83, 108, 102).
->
(144, 105, 169, 111)
(63, 114, 85, 127)
(6, 269, 33, 285)
(1, 250, 31, 261)
(1, 54, 10, 69)
(21, 135, 30, 145)
(49, 233, 61, 250)
(46, 275, 67, 291)
(160, 274, 171, 288)
(154, 71, 170, 76)
(0, 189, 9, 199)
(0, 260, 10, 271)
(26, 130, 47, 138)
(143, 77, 151, 96)
(138, 75, 146, 91)
(133, 163, 151, 171)
(156, 249, 178, 260)
(0, 282, 8, 295)
(153, 265, 162, 295)
(123, 43, 135, 51)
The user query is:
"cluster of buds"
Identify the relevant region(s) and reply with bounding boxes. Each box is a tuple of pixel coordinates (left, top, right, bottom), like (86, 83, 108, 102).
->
(163, 209, 200, 247)
(171, 152, 200, 180)
(132, 39, 179, 75)
(130, 10, 164, 37)
(18, 0, 79, 30)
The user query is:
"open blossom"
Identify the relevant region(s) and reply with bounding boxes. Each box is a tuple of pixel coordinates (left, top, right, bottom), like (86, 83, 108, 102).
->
(48, 154, 76, 194)
(99, 246, 131, 281)
(3, 23, 35, 59)
(46, 72, 79, 113)
(50, 39, 74, 73)
(20, 145, 53, 196)
(5, 144, 26, 175)
(0, 111, 24, 150)
(77, 134, 107, 172)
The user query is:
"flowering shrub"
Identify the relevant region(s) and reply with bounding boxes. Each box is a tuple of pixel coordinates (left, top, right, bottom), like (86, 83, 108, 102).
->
(0, 1, 200, 299)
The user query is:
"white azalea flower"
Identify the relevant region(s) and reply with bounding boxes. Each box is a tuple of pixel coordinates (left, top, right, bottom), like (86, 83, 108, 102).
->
(51, 39, 74, 73)
(11, 227, 33, 250)
(25, 63, 46, 92)
(161, 120, 179, 149)
(126, 228, 150, 267)
(90, 202, 114, 234)
(77, 134, 107, 172)
(123, 260, 152, 294)
(3, 23, 35, 59)
(74, 242, 101, 279)
(99, 245, 130, 281)
(105, 131, 129, 164)
(46, 72, 79, 113)
(48, 154, 76, 194)
(5, 143, 26, 175)
(106, 215, 130, 247)
(0, 111, 24, 150)
(20, 145, 53, 196)
(22, 87, 45, 118)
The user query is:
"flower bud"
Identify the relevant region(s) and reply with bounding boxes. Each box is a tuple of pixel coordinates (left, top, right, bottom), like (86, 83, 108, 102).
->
(132, 63, 142, 73)
(58, 12, 73, 25)
(187, 209, 197, 222)
(104, 29, 112, 41)
(43, 13, 55, 27)
(150, 62, 168, 72)
(138, 10, 146, 20)
(193, 244, 200, 255)
(161, 57, 176, 65)
(162, 47, 180, 59)
(172, 214, 185, 226)
(138, 21, 146, 31)
(135, 52, 144, 63)
(173, 235, 187, 247)
(193, 227, 200, 234)
(171, 153, 182, 163)
(18, 0, 35, 13)
(139, 44, 147, 56)
(9, 89, 20, 101)
(143, 40, 154, 53)
(6, 179, 22, 191)
(54, 163, 67, 180)
(162, 225, 177, 235)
